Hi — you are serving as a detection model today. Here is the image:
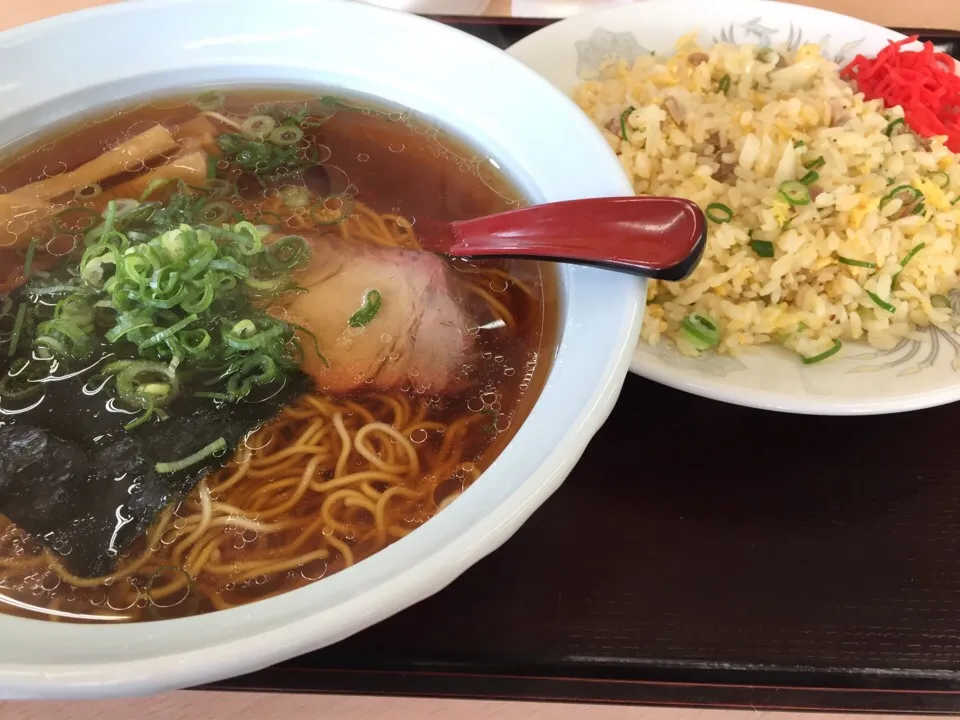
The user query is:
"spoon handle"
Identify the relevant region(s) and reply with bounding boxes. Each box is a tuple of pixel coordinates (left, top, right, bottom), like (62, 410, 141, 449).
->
(446, 196, 707, 281)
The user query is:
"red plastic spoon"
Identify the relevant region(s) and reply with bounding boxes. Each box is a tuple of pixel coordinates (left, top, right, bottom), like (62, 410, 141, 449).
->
(416, 196, 707, 282)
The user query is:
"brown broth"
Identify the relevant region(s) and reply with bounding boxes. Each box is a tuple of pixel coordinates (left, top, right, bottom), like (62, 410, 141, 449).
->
(0, 89, 559, 622)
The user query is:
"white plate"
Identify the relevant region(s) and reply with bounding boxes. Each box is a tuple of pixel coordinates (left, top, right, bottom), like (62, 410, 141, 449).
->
(509, 0, 960, 415)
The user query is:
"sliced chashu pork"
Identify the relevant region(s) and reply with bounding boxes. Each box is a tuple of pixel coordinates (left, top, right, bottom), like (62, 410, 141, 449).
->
(286, 233, 475, 394)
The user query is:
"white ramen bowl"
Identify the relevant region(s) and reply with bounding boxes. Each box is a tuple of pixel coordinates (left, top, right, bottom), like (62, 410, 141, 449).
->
(0, 0, 640, 699)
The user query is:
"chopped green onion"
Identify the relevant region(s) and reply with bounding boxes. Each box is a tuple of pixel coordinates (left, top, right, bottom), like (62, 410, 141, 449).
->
(804, 156, 825, 170)
(891, 242, 926, 288)
(884, 117, 905, 136)
(7, 304, 25, 357)
(880, 184, 923, 210)
(194, 391, 233, 401)
(619, 106, 635, 142)
(931, 294, 951, 308)
(930, 171, 950, 189)
(749, 239, 775, 258)
(291, 322, 329, 368)
(799, 170, 819, 186)
(793, 139, 805, 147)
(912, 202, 926, 216)
(348, 289, 383, 328)
(866, 289, 897, 313)
(269, 126, 304, 146)
(116, 360, 179, 409)
(140, 313, 198, 350)
(102, 200, 118, 237)
(155, 437, 227, 474)
(679, 312, 721, 350)
(241, 114, 277, 139)
(124, 403, 154, 431)
(22, 239, 37, 279)
(705, 202, 734, 223)
(718, 74, 731, 94)
(801, 339, 842, 365)
(279, 185, 311, 209)
(778, 180, 810, 206)
(193, 91, 225, 111)
(140, 178, 171, 200)
(900, 242, 925, 267)
(837, 256, 876, 269)
(197, 199, 235, 224)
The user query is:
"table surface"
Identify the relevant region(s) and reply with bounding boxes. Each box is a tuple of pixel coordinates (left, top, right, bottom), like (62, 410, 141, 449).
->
(2, 1, 958, 718)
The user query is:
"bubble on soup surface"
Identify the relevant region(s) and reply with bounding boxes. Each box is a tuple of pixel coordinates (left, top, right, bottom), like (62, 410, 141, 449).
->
(126, 119, 160, 138)
(106, 579, 140, 611)
(41, 161, 67, 178)
(388, 143, 405, 153)
(301, 561, 328, 582)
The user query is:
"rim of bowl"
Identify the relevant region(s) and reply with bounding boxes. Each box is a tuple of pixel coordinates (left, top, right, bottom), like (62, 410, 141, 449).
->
(0, 0, 641, 698)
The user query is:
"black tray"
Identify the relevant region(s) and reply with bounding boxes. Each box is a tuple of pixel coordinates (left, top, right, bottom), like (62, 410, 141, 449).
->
(206, 18, 960, 712)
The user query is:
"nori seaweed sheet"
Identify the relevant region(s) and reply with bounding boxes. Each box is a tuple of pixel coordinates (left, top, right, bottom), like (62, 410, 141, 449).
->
(0, 365, 310, 578)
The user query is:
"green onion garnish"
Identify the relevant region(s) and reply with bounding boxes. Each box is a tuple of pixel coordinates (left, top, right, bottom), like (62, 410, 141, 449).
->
(900, 242, 925, 267)
(866, 289, 897, 313)
(155, 436, 227, 474)
(718, 74, 731, 94)
(22, 239, 37, 279)
(930, 171, 950, 189)
(124, 403, 154, 431)
(749, 239, 775, 257)
(837, 256, 876, 269)
(804, 156, 825, 170)
(7, 304, 25, 357)
(884, 118, 905, 136)
(891, 242, 926, 288)
(799, 170, 819, 186)
(269, 126, 304, 147)
(705, 203, 734, 223)
(801, 339, 842, 365)
(912, 202, 926, 216)
(619, 106, 635, 142)
(192, 91, 225, 112)
(778, 180, 810, 206)
(680, 312, 721, 350)
(793, 140, 805, 147)
(931, 294, 951, 308)
(880, 184, 923, 210)
(348, 289, 383, 328)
